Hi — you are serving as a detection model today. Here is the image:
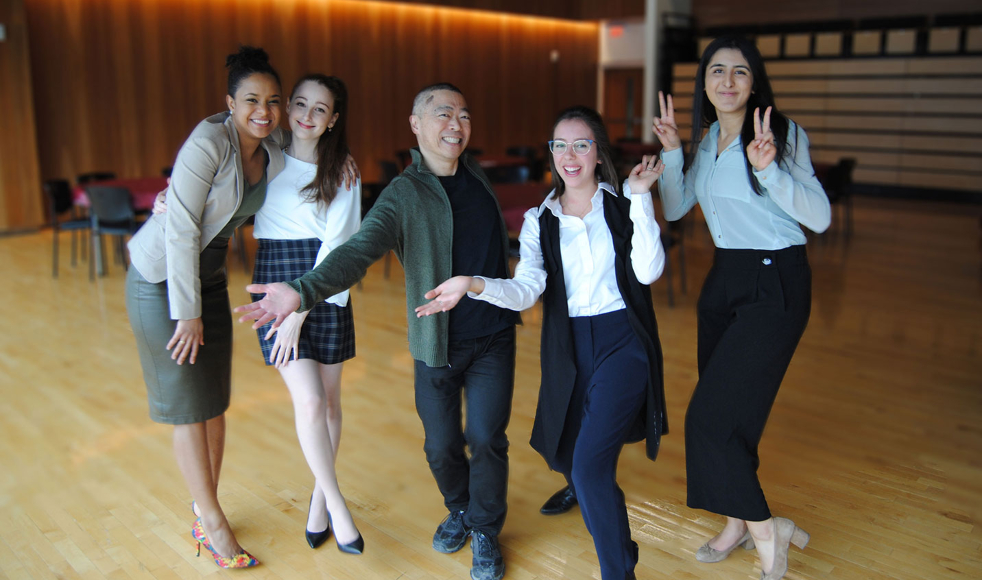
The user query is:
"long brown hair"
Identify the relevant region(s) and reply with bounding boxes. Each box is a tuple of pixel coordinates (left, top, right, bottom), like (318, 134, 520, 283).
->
(292, 74, 350, 205)
(548, 106, 619, 199)
(690, 35, 795, 195)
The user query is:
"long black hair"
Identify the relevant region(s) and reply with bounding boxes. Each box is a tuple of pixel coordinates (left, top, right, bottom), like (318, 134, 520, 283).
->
(225, 46, 280, 97)
(291, 74, 350, 205)
(548, 106, 620, 199)
(690, 35, 794, 195)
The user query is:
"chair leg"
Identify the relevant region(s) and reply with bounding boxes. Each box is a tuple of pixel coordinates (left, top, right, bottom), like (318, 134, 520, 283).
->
(113, 237, 122, 265)
(116, 236, 127, 269)
(52, 227, 59, 278)
(89, 231, 98, 281)
(235, 228, 251, 274)
(70, 229, 79, 267)
(664, 249, 674, 308)
(845, 198, 853, 240)
(678, 242, 687, 295)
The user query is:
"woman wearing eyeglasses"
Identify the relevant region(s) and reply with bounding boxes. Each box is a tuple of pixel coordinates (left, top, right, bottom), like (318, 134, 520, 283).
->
(416, 106, 667, 580)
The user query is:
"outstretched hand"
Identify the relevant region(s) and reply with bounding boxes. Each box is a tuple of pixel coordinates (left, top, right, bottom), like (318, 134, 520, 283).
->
(627, 155, 666, 194)
(234, 282, 302, 330)
(652, 91, 682, 151)
(415, 276, 482, 318)
(747, 106, 776, 171)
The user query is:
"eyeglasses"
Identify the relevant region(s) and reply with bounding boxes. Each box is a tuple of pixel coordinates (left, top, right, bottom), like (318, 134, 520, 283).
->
(548, 139, 595, 156)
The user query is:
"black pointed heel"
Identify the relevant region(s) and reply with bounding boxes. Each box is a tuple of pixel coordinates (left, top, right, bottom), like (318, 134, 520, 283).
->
(329, 513, 364, 555)
(305, 492, 331, 549)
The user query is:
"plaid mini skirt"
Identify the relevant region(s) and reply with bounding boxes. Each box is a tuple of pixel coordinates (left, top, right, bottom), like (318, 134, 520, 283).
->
(251, 238, 355, 366)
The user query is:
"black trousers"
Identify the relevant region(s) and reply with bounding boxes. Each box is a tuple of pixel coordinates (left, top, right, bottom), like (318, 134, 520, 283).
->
(685, 245, 811, 522)
(553, 310, 648, 580)
(414, 326, 516, 535)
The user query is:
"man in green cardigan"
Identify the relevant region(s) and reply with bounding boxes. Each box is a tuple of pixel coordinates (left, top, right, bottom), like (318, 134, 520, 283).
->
(237, 83, 517, 580)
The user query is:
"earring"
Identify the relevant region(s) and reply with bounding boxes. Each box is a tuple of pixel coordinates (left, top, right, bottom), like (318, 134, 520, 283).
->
(328, 126, 333, 132)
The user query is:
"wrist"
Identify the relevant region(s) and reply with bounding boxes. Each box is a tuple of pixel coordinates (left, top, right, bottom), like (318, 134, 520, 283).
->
(469, 277, 485, 295)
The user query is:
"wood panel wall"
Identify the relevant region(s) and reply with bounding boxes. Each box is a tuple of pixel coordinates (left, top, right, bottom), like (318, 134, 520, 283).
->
(359, 0, 645, 20)
(0, 0, 43, 231)
(692, 0, 981, 29)
(671, 56, 982, 193)
(22, 0, 599, 205)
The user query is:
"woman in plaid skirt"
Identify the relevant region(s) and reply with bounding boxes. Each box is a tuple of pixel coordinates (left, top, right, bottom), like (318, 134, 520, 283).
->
(250, 74, 364, 554)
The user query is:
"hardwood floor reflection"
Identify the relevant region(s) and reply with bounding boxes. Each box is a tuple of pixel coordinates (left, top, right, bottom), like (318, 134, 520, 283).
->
(0, 197, 979, 579)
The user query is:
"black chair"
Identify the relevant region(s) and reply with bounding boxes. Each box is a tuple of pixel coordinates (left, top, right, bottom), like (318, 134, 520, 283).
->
(44, 179, 90, 277)
(506, 145, 544, 181)
(86, 186, 140, 280)
(464, 148, 484, 157)
(378, 160, 400, 185)
(483, 164, 530, 184)
(77, 172, 116, 185)
(819, 158, 857, 240)
(396, 149, 413, 169)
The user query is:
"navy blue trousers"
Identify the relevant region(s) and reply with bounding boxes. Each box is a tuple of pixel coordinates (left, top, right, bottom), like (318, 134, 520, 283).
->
(553, 309, 648, 580)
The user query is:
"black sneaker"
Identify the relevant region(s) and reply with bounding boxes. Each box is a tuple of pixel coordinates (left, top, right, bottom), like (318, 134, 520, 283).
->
(432, 509, 470, 553)
(469, 530, 504, 580)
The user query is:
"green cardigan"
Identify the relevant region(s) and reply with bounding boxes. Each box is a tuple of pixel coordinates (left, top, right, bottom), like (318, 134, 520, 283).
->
(285, 147, 513, 367)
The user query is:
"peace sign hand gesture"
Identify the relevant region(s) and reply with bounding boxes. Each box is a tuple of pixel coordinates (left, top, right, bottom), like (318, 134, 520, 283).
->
(652, 91, 682, 152)
(747, 106, 777, 171)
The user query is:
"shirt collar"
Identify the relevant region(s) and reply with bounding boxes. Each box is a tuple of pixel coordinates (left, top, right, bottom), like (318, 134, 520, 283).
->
(539, 182, 617, 217)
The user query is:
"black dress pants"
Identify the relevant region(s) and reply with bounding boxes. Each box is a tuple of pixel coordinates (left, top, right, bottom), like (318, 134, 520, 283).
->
(685, 245, 811, 522)
(414, 326, 516, 535)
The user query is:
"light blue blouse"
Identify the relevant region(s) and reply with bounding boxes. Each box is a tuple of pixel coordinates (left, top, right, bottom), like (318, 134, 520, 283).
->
(658, 121, 831, 250)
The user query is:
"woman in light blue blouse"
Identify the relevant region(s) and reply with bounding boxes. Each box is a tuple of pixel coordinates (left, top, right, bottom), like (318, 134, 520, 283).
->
(652, 35, 830, 580)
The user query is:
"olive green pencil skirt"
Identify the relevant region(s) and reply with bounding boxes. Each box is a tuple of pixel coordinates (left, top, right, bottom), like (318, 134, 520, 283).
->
(125, 242, 233, 425)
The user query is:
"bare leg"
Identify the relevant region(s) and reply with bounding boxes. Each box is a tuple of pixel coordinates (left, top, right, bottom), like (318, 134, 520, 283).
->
(173, 418, 241, 558)
(205, 414, 226, 484)
(308, 363, 344, 532)
(747, 517, 776, 574)
(319, 362, 343, 458)
(190, 414, 226, 518)
(279, 360, 359, 544)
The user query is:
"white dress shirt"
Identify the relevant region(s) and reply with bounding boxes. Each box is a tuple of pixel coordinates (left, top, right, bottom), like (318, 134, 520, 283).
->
(472, 182, 665, 317)
(253, 153, 361, 306)
(658, 121, 831, 250)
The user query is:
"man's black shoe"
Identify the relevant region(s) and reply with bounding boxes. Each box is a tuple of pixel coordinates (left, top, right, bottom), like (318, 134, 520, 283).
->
(433, 509, 470, 553)
(539, 485, 578, 515)
(470, 530, 504, 580)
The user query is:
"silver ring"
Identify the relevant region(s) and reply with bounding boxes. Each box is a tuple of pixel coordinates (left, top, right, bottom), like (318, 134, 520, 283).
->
(178, 340, 186, 344)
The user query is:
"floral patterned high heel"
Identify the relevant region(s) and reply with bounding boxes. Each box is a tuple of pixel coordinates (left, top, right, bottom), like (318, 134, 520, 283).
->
(191, 519, 260, 569)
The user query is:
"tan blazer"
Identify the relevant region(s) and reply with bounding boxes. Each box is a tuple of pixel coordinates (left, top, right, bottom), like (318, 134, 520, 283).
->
(128, 113, 285, 319)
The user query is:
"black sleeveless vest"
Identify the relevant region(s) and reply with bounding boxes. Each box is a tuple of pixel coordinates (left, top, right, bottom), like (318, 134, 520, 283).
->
(529, 191, 668, 467)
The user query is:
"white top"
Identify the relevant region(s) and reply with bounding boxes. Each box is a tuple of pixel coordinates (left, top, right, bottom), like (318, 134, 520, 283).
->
(471, 182, 665, 317)
(253, 153, 361, 306)
(658, 120, 830, 250)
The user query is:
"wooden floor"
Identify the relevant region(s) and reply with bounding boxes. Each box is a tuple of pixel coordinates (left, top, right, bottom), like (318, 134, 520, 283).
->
(1, 197, 980, 580)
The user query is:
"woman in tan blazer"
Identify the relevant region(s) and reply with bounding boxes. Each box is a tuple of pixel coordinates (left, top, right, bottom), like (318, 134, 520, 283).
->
(125, 46, 285, 569)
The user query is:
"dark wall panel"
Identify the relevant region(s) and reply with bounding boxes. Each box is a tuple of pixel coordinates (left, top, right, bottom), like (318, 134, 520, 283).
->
(24, 0, 599, 185)
(0, 0, 43, 230)
(692, 0, 980, 29)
